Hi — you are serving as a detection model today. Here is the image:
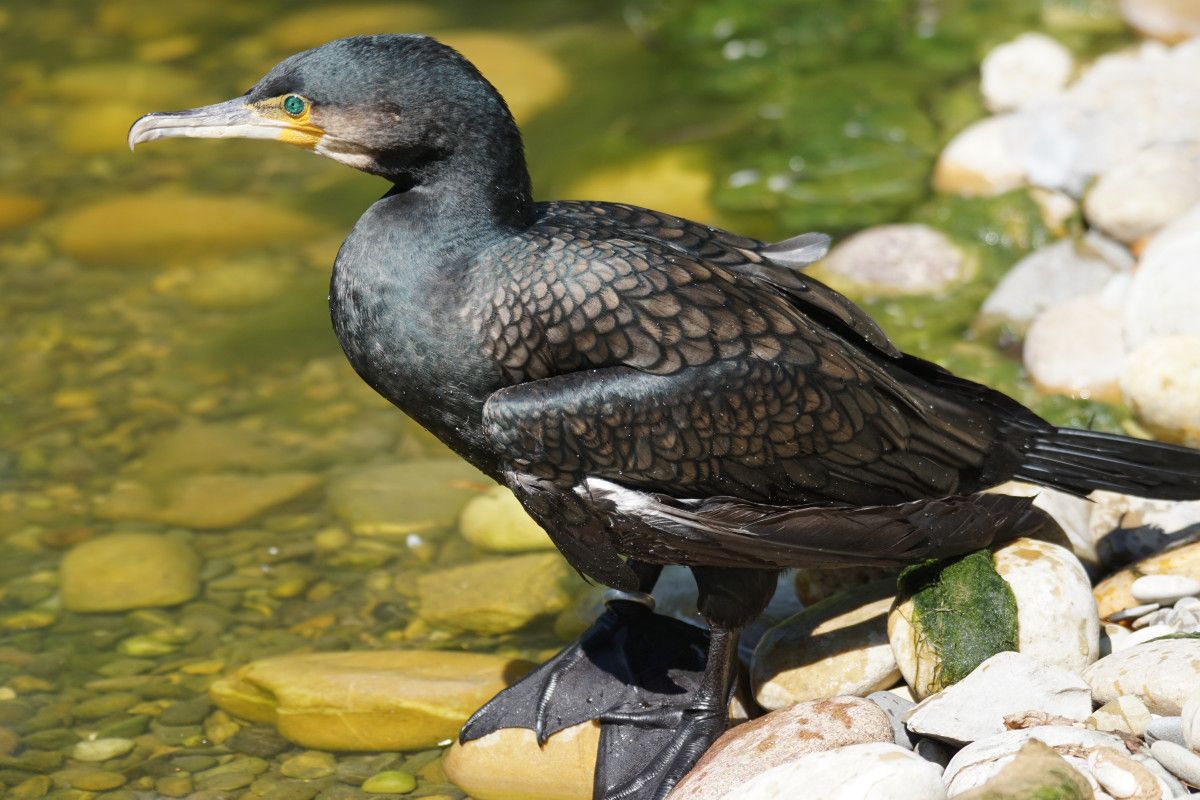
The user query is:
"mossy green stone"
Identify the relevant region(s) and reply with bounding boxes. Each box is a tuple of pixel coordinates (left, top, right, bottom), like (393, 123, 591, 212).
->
(361, 770, 416, 794)
(898, 549, 1019, 691)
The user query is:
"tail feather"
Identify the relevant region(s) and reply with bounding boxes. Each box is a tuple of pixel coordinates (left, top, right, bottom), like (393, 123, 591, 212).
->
(1017, 427, 1200, 500)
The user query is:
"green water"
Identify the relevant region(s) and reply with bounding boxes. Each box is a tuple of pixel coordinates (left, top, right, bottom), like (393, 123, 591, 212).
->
(0, 0, 1134, 797)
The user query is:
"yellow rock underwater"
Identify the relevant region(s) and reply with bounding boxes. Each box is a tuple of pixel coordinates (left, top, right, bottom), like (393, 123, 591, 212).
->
(210, 650, 533, 751)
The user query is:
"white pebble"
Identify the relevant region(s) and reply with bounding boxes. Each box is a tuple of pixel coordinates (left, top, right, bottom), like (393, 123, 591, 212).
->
(1146, 716, 1187, 747)
(1131, 575, 1200, 605)
(1089, 752, 1139, 799)
(1109, 603, 1161, 622)
(72, 737, 135, 762)
(1113, 624, 1177, 652)
(1150, 740, 1200, 787)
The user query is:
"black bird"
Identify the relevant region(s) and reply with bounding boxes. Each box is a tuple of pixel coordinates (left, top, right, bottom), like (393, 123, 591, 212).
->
(130, 34, 1200, 799)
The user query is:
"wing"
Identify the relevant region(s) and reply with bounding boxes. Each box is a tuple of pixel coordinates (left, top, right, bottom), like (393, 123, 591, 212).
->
(484, 366, 1036, 573)
(539, 200, 900, 357)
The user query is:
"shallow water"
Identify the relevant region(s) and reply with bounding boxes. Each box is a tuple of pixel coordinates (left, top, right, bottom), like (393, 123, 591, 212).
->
(0, 1, 1135, 798)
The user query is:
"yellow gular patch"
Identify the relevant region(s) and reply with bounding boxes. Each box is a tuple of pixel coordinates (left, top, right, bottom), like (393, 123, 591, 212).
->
(256, 97, 324, 149)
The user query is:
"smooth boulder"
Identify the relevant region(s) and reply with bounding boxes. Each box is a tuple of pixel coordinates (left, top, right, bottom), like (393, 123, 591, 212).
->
(1083, 637, 1200, 714)
(209, 650, 533, 751)
(444, 721, 597, 800)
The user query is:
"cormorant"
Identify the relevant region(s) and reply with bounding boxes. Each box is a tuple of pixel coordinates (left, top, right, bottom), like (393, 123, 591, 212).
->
(129, 34, 1200, 800)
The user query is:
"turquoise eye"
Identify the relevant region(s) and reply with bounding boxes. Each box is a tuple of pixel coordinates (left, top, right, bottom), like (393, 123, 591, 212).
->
(282, 95, 306, 116)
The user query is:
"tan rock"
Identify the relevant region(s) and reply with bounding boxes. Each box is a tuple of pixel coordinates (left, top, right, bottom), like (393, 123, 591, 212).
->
(95, 472, 321, 529)
(56, 190, 320, 266)
(1093, 541, 1200, 619)
(328, 459, 491, 538)
(1119, 0, 1200, 42)
(668, 696, 893, 800)
(459, 486, 553, 552)
(933, 115, 1029, 196)
(209, 650, 533, 751)
(720, 742, 947, 800)
(812, 224, 970, 296)
(418, 553, 580, 634)
(266, 4, 443, 50)
(0, 194, 46, 231)
(60, 533, 199, 612)
(1023, 293, 1126, 403)
(439, 32, 567, 123)
(752, 580, 899, 709)
(567, 150, 718, 227)
(1083, 637, 1200, 714)
(1120, 335, 1200, 447)
(1085, 695, 1152, 737)
(443, 721, 597, 800)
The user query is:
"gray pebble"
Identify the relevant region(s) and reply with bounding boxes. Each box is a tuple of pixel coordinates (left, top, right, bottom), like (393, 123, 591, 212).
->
(867, 690, 918, 750)
(914, 736, 951, 767)
(1146, 716, 1187, 747)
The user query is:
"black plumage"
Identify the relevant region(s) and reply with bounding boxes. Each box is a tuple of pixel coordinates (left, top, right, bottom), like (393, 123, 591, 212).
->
(129, 33, 1200, 800)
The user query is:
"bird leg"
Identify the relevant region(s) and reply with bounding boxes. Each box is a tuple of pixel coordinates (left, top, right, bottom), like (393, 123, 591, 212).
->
(458, 561, 709, 749)
(597, 624, 738, 800)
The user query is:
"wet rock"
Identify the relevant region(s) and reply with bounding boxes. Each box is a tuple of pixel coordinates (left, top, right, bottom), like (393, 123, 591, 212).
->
(0, 194, 47, 231)
(266, 4, 443, 50)
(443, 720, 597, 800)
(210, 650, 532, 751)
(280, 751, 337, 780)
(1084, 637, 1200, 714)
(1085, 143, 1200, 244)
(954, 740, 1093, 800)
(96, 472, 321, 529)
(1085, 695, 1152, 737)
(978, 236, 1131, 334)
(1094, 540, 1200, 618)
(1150, 740, 1200, 786)
(717, 742, 947, 800)
(327, 459, 491, 538)
(1023, 291, 1126, 403)
(752, 580, 898, 709)
(439, 32, 567, 122)
(60, 533, 199, 612)
(1131, 574, 1200, 605)
(944, 726, 1131, 795)
(417, 553, 580, 634)
(813, 224, 969, 296)
(980, 33, 1074, 113)
(1120, 335, 1200, 447)
(361, 770, 417, 794)
(903, 651, 1092, 746)
(669, 696, 894, 800)
(567, 149, 717, 226)
(71, 737, 135, 762)
(1119, 0, 1200, 42)
(891, 539, 1098, 700)
(458, 486, 553, 553)
(56, 190, 320, 266)
(1123, 203, 1200, 341)
(933, 114, 1030, 196)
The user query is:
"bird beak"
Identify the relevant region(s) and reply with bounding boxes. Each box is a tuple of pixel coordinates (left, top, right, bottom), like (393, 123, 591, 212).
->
(128, 97, 323, 151)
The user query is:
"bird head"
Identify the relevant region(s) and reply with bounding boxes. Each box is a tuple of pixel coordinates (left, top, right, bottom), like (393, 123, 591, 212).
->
(129, 34, 529, 197)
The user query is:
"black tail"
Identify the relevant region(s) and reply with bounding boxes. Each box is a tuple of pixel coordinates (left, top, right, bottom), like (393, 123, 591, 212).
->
(1017, 427, 1200, 500)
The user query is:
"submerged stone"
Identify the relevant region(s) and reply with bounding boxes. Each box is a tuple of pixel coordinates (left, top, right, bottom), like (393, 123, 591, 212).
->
(458, 486, 553, 553)
(209, 650, 532, 751)
(0, 194, 47, 231)
(60, 533, 199, 612)
(327, 459, 491, 538)
(417, 553, 580, 634)
(96, 472, 321, 529)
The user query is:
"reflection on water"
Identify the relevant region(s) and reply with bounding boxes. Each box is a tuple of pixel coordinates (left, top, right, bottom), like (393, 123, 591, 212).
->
(0, 0, 1132, 797)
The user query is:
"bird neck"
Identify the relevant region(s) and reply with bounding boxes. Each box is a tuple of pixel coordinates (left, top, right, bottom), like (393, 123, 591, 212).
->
(376, 117, 534, 238)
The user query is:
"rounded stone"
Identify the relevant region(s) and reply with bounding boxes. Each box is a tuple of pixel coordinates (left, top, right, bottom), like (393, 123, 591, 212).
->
(71, 737, 136, 762)
(1119, 0, 1200, 42)
(279, 751, 337, 780)
(752, 580, 899, 709)
(70, 770, 127, 791)
(327, 459, 491, 538)
(944, 726, 1130, 795)
(1084, 637, 1200, 715)
(1182, 690, 1200, 750)
(438, 32, 566, 122)
(56, 190, 320, 266)
(1085, 143, 1200, 244)
(1120, 335, 1200, 447)
(981, 33, 1074, 113)
(443, 721, 597, 800)
(933, 115, 1029, 197)
(813, 224, 969, 296)
(669, 697, 894, 800)
(1131, 574, 1200, 606)
(1094, 541, 1200, 619)
(1024, 293, 1127, 403)
(361, 770, 417, 794)
(1123, 205, 1200, 349)
(718, 742, 947, 800)
(566, 149, 717, 227)
(458, 486, 553, 553)
(1150, 740, 1200, 786)
(209, 650, 533, 751)
(60, 533, 200, 612)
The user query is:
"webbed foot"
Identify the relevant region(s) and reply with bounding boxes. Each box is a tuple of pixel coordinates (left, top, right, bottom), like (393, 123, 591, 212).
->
(459, 598, 709, 747)
(599, 700, 728, 800)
